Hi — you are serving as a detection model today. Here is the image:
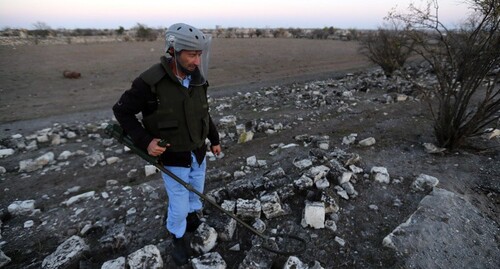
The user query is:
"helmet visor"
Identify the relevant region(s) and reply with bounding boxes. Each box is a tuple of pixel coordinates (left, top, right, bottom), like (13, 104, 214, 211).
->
(199, 34, 212, 84)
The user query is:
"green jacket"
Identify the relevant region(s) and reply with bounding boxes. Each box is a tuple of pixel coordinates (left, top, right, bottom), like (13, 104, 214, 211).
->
(140, 57, 210, 152)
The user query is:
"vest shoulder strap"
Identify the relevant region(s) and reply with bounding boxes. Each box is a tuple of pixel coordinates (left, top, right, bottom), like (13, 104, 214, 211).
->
(139, 63, 166, 94)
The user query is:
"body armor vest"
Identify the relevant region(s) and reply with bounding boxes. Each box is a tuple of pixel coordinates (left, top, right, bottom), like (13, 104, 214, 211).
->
(140, 57, 209, 152)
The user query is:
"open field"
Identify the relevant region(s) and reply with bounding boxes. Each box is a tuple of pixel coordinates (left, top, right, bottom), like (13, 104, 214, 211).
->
(0, 38, 369, 124)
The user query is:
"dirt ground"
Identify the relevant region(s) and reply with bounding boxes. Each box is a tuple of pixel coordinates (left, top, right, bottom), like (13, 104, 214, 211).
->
(0, 38, 498, 268)
(0, 38, 368, 124)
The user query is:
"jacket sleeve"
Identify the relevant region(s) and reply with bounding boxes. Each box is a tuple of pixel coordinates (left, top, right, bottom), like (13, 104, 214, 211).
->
(207, 114, 220, 146)
(112, 78, 155, 150)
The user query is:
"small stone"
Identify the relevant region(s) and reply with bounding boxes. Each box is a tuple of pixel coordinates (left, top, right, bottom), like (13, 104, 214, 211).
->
(145, 165, 157, 177)
(24, 220, 35, 228)
(359, 137, 376, 146)
(371, 166, 390, 183)
(0, 149, 15, 158)
(334, 236, 346, 246)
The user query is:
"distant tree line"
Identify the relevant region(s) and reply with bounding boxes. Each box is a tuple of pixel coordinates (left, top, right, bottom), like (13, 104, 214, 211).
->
(1, 22, 363, 41)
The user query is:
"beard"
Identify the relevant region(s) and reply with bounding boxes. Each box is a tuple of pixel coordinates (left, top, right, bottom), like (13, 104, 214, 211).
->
(178, 61, 197, 75)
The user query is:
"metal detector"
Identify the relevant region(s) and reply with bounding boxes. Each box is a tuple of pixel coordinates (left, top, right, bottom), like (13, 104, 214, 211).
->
(105, 124, 306, 255)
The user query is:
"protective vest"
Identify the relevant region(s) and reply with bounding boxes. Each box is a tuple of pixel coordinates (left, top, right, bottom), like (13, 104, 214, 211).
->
(140, 56, 210, 152)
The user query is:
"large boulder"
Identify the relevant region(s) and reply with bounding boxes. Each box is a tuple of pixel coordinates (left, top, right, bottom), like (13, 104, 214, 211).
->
(383, 188, 500, 268)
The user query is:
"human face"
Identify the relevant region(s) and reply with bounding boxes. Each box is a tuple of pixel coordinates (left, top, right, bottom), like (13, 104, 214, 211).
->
(177, 50, 202, 74)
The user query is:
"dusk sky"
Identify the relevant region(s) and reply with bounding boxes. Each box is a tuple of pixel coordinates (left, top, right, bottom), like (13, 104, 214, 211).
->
(0, 0, 471, 30)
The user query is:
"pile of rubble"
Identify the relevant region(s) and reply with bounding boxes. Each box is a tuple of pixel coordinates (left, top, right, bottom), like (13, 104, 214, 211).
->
(1, 67, 498, 268)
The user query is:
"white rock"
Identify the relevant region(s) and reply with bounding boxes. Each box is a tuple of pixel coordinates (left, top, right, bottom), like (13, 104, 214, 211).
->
(246, 156, 257, 167)
(252, 218, 266, 233)
(218, 217, 237, 241)
(8, 200, 36, 215)
(80, 223, 93, 236)
(281, 143, 299, 149)
(57, 150, 73, 160)
(236, 198, 261, 219)
(321, 192, 340, 213)
(37, 134, 49, 143)
(338, 172, 353, 184)
(325, 220, 337, 232)
(191, 252, 227, 269)
(221, 200, 236, 212)
(341, 182, 358, 198)
(371, 166, 390, 183)
(303, 201, 325, 229)
(126, 169, 138, 178)
(24, 220, 34, 228)
(233, 170, 246, 179)
(66, 186, 81, 194)
(11, 133, 22, 139)
(293, 159, 313, 170)
(487, 129, 500, 139)
(315, 178, 330, 189)
(219, 115, 237, 126)
(294, 174, 314, 190)
(102, 138, 114, 147)
(106, 156, 120, 165)
(311, 261, 325, 269)
(101, 192, 110, 199)
(307, 165, 330, 181)
(238, 131, 254, 143)
(423, 142, 446, 153)
(349, 164, 363, 174)
(336, 189, 349, 200)
(191, 223, 218, 254)
(396, 94, 408, 102)
(101, 256, 126, 269)
(20, 152, 56, 172)
(25, 140, 38, 151)
(411, 174, 439, 191)
(66, 131, 77, 139)
(62, 191, 95, 206)
(342, 133, 357, 145)
(334, 236, 346, 246)
(42, 235, 89, 269)
(318, 142, 329, 150)
(144, 165, 157, 177)
(51, 134, 62, 145)
(0, 166, 6, 175)
(0, 149, 15, 158)
(83, 151, 105, 168)
(127, 245, 163, 269)
(260, 192, 285, 219)
(18, 159, 38, 172)
(284, 256, 308, 269)
(257, 159, 267, 167)
(359, 137, 376, 146)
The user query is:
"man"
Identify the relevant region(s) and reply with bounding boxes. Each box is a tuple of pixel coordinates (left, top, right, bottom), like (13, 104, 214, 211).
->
(113, 23, 221, 266)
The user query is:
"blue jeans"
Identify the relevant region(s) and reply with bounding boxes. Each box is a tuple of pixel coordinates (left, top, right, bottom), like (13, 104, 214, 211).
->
(162, 152, 206, 238)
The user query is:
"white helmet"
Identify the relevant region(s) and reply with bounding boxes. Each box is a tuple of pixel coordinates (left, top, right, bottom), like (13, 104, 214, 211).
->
(165, 23, 211, 84)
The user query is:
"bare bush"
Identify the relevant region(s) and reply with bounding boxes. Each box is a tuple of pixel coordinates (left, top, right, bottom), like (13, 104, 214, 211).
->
(30, 21, 52, 44)
(388, 0, 500, 149)
(133, 23, 158, 41)
(358, 21, 414, 77)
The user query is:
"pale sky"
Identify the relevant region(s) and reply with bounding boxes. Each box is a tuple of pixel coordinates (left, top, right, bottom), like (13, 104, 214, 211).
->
(0, 0, 471, 30)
